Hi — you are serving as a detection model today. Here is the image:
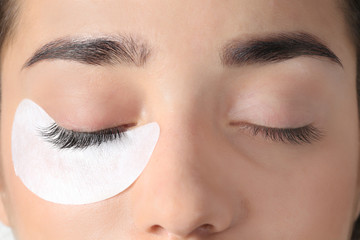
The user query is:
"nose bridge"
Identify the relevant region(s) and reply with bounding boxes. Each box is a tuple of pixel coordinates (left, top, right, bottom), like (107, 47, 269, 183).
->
(130, 110, 239, 238)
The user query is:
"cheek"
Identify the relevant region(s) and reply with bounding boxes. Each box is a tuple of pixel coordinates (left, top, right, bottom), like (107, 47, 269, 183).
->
(227, 147, 358, 239)
(291, 151, 357, 239)
(220, 105, 359, 239)
(272, 135, 358, 239)
(1, 99, 160, 238)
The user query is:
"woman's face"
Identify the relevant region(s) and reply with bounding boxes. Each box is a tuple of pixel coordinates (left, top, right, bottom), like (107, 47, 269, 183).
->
(0, 0, 359, 239)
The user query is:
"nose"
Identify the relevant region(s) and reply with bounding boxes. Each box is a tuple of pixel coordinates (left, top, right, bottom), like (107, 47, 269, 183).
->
(130, 120, 243, 238)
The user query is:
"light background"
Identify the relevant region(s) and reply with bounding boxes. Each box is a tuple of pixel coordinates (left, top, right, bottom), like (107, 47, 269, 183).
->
(0, 223, 14, 240)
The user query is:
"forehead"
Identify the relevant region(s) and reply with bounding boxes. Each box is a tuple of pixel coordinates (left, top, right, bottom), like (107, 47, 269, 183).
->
(4, 0, 351, 74)
(15, 0, 344, 41)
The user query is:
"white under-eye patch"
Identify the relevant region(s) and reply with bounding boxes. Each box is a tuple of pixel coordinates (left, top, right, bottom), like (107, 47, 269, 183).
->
(11, 99, 160, 205)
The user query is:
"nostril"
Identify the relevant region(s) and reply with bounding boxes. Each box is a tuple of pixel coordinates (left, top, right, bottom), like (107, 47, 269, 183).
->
(149, 224, 166, 235)
(148, 223, 215, 237)
(194, 223, 215, 235)
(199, 223, 213, 231)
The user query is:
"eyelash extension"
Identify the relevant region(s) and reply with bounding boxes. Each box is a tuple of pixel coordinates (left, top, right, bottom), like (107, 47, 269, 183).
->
(39, 123, 128, 149)
(237, 123, 324, 145)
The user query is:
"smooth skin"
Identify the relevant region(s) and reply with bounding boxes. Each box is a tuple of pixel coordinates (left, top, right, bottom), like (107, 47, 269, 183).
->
(0, 0, 359, 239)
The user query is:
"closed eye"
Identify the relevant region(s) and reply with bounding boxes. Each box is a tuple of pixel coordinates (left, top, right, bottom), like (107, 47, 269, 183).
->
(231, 122, 324, 145)
(38, 123, 132, 149)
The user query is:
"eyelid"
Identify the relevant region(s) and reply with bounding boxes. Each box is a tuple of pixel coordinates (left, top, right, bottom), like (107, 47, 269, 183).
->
(55, 122, 136, 134)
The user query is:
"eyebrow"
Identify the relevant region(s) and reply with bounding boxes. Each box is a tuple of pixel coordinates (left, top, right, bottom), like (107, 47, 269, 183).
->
(22, 32, 342, 70)
(22, 35, 151, 69)
(220, 32, 343, 67)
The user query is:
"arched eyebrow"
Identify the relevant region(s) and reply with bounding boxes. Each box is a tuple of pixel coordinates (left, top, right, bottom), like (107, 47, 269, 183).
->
(22, 31, 342, 70)
(22, 35, 151, 69)
(220, 32, 343, 67)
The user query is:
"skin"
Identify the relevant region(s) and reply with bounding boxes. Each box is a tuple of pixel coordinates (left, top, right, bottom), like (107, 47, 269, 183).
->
(0, 0, 359, 239)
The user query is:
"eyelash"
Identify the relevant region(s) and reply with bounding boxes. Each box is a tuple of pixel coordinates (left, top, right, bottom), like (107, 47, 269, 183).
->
(39, 120, 323, 149)
(39, 123, 128, 149)
(236, 123, 324, 145)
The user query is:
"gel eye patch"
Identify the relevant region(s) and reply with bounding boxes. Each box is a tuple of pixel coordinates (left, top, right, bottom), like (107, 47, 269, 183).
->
(11, 99, 160, 205)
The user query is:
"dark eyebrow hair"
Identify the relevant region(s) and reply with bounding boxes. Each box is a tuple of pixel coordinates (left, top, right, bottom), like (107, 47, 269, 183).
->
(221, 32, 343, 68)
(22, 35, 151, 69)
(22, 32, 342, 71)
